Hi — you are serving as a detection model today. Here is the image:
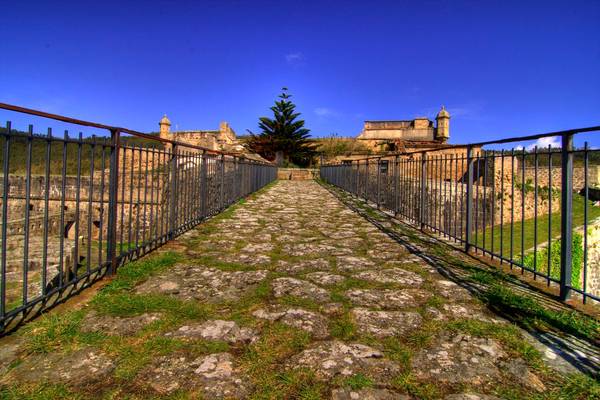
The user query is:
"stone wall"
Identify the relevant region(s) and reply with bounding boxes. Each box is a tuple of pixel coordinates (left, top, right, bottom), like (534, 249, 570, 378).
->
(576, 218, 600, 298)
(277, 168, 318, 181)
(524, 166, 600, 192)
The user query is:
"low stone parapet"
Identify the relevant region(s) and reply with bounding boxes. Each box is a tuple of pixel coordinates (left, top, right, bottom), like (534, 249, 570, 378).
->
(277, 168, 318, 180)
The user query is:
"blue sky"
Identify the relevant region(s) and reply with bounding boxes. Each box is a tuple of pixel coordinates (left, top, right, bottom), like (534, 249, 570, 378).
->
(1, 0, 599, 147)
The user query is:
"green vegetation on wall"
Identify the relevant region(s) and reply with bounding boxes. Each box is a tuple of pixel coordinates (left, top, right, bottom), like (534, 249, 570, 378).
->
(521, 233, 583, 289)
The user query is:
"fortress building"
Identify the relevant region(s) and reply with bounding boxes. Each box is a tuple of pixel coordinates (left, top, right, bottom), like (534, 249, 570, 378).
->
(356, 106, 450, 152)
(157, 115, 268, 162)
(159, 115, 243, 153)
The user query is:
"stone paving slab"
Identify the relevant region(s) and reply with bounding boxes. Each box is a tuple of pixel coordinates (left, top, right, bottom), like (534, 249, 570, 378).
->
(0, 180, 596, 399)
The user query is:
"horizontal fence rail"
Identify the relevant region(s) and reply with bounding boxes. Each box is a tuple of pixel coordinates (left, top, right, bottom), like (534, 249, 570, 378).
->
(0, 103, 276, 333)
(321, 126, 600, 305)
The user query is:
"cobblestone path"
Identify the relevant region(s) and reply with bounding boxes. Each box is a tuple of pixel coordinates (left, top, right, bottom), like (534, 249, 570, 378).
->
(0, 180, 597, 399)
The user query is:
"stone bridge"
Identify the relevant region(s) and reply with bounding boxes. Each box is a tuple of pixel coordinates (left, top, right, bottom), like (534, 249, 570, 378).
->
(0, 180, 598, 399)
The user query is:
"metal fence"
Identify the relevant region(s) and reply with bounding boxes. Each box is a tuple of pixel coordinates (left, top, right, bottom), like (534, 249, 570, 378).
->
(0, 103, 276, 333)
(321, 126, 600, 305)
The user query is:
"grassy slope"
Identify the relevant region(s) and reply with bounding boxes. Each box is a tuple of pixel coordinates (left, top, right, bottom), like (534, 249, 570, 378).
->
(475, 194, 600, 258)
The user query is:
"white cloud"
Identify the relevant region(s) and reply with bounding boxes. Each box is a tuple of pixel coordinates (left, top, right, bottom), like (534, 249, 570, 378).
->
(314, 107, 336, 117)
(285, 52, 305, 65)
(526, 136, 561, 151)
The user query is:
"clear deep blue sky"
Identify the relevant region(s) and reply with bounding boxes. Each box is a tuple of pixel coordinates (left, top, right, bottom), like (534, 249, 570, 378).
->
(1, 0, 599, 146)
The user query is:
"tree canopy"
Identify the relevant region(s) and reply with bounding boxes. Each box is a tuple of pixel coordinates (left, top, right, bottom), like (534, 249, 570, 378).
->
(245, 88, 317, 167)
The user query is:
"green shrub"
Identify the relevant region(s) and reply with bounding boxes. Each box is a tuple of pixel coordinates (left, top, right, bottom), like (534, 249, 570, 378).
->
(522, 233, 583, 289)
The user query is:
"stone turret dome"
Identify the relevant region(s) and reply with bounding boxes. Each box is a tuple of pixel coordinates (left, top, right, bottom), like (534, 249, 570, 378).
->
(436, 106, 450, 119)
(159, 114, 171, 126)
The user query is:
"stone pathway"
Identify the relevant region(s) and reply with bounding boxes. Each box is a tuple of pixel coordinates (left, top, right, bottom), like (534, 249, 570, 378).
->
(0, 180, 597, 399)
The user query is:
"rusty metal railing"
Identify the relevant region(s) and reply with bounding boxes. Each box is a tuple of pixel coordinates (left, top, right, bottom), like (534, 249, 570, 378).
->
(321, 126, 600, 305)
(0, 103, 276, 334)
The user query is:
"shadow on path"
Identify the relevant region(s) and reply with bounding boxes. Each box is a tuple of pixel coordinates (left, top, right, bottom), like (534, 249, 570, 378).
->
(322, 181, 600, 377)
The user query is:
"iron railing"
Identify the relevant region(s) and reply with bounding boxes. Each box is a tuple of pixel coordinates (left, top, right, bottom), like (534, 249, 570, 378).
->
(321, 126, 600, 305)
(0, 103, 276, 333)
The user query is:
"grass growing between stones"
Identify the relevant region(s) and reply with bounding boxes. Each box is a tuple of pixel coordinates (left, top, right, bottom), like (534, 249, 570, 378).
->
(20, 310, 106, 354)
(338, 373, 374, 390)
(447, 318, 542, 366)
(0, 383, 84, 400)
(240, 323, 325, 399)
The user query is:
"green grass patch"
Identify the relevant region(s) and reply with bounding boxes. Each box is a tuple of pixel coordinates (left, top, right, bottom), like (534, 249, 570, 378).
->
(484, 284, 600, 342)
(276, 295, 321, 312)
(0, 383, 83, 400)
(446, 318, 542, 366)
(21, 310, 105, 354)
(391, 372, 440, 400)
(476, 194, 600, 262)
(330, 312, 357, 341)
(341, 373, 373, 390)
(241, 323, 320, 399)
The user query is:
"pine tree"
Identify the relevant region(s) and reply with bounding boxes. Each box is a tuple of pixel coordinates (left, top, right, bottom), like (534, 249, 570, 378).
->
(246, 88, 316, 166)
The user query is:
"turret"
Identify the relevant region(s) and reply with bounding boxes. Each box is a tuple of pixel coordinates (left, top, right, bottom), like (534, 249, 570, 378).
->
(435, 106, 450, 143)
(159, 115, 171, 141)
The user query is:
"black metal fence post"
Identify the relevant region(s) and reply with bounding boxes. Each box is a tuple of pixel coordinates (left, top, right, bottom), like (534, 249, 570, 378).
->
(560, 133, 574, 300)
(465, 145, 474, 252)
(106, 128, 120, 275)
(200, 150, 208, 217)
(393, 155, 399, 216)
(168, 144, 178, 239)
(420, 153, 426, 230)
(376, 158, 381, 209)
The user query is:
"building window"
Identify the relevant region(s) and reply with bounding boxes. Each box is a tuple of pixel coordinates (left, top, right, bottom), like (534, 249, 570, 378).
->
(380, 160, 389, 174)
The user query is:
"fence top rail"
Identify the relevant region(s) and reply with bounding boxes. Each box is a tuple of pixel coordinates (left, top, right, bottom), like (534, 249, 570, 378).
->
(0, 102, 273, 164)
(321, 124, 600, 164)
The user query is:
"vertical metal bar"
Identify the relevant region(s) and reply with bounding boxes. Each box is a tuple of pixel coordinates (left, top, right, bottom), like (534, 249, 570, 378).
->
(220, 154, 225, 211)
(510, 149, 515, 265)
(533, 146, 538, 279)
(460, 151, 465, 241)
(86, 136, 96, 275)
(98, 140, 106, 267)
(547, 145, 552, 286)
(58, 131, 68, 285)
(168, 145, 178, 239)
(376, 158, 381, 209)
(22, 125, 34, 304)
(491, 151, 496, 258)
(393, 156, 399, 215)
(41, 128, 52, 295)
(72, 132, 83, 281)
(148, 146, 156, 248)
(475, 151, 480, 251)
(483, 151, 488, 254)
(583, 142, 589, 303)
(355, 160, 359, 197)
(500, 150, 505, 262)
(201, 151, 207, 218)
(521, 148, 526, 271)
(133, 145, 141, 253)
(142, 144, 150, 249)
(465, 145, 474, 252)
(560, 133, 574, 301)
(1, 122, 11, 321)
(454, 154, 458, 239)
(365, 159, 369, 202)
(119, 140, 127, 255)
(160, 146, 168, 242)
(106, 129, 120, 276)
(420, 153, 426, 230)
